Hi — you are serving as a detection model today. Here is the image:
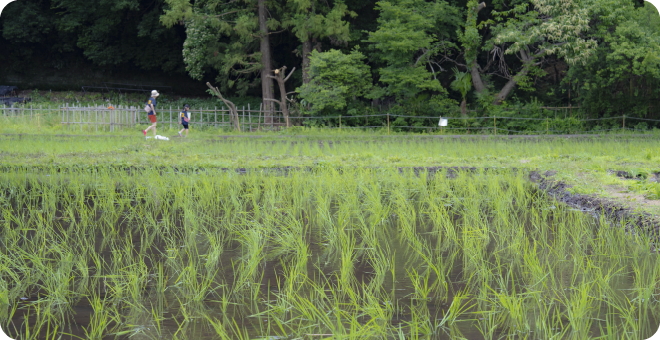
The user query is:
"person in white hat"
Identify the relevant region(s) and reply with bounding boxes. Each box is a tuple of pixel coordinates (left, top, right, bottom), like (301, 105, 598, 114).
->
(143, 90, 159, 137)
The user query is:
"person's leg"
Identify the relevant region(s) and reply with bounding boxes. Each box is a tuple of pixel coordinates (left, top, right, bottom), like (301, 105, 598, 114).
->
(145, 116, 157, 136)
(147, 122, 156, 136)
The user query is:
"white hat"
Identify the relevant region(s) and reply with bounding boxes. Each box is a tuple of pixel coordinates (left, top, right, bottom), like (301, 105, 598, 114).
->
(151, 90, 160, 96)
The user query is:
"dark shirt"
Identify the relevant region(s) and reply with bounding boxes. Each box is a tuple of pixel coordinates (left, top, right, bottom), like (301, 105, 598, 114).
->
(147, 97, 157, 115)
(180, 110, 189, 124)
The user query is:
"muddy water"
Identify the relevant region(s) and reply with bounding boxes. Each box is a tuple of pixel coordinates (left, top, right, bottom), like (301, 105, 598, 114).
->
(5, 185, 659, 340)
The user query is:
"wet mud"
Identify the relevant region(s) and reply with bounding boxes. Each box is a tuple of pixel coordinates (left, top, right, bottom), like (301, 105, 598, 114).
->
(530, 171, 660, 247)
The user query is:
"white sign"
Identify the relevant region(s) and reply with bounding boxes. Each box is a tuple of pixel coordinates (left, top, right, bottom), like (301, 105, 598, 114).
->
(438, 118, 448, 127)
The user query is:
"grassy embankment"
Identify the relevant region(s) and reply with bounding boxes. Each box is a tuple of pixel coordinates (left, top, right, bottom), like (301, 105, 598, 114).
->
(0, 124, 659, 215)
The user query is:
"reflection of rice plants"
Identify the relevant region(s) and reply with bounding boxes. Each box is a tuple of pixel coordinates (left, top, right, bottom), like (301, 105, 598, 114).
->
(0, 167, 658, 338)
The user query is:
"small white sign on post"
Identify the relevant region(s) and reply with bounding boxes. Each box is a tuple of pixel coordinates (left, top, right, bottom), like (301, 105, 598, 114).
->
(439, 117, 448, 127)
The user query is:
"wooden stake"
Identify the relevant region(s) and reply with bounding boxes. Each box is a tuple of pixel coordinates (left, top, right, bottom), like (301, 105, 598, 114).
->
(387, 113, 390, 135)
(623, 115, 625, 131)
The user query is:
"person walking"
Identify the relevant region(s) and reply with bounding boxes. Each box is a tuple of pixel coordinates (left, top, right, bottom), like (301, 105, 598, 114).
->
(178, 104, 190, 137)
(143, 90, 159, 137)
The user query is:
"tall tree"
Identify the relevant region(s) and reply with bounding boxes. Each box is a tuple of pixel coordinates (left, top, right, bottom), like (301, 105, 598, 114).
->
(283, 0, 356, 84)
(367, 0, 461, 100)
(161, 0, 281, 123)
(2, 0, 185, 73)
(297, 48, 372, 113)
(567, 2, 660, 118)
(448, 0, 598, 105)
(259, 0, 276, 123)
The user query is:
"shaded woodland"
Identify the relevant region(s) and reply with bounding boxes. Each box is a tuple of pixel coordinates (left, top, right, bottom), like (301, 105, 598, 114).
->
(1, 0, 659, 127)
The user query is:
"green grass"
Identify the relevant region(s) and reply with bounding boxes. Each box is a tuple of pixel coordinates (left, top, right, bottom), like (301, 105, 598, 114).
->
(1, 111, 660, 338)
(0, 167, 659, 339)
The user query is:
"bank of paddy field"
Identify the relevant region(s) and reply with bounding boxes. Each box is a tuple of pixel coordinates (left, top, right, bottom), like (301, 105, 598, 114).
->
(2, 133, 660, 208)
(1, 133, 660, 339)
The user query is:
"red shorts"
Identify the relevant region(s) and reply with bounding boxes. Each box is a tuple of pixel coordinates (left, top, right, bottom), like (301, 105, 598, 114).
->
(148, 115, 157, 123)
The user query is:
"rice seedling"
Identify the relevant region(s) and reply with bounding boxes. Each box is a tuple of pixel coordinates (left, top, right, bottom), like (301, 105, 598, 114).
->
(0, 163, 659, 339)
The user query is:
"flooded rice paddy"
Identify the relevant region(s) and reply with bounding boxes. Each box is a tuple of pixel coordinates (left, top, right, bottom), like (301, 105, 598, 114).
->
(0, 168, 658, 339)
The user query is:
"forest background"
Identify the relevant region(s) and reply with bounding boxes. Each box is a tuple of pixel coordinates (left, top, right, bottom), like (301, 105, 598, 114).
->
(1, 0, 660, 132)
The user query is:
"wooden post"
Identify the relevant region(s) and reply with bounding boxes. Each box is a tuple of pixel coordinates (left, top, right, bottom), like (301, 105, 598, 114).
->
(339, 115, 341, 131)
(96, 107, 98, 132)
(248, 103, 251, 131)
(170, 106, 172, 130)
(215, 106, 217, 128)
(242, 106, 245, 132)
(546, 117, 548, 135)
(494, 116, 497, 135)
(623, 115, 625, 132)
(258, 103, 262, 131)
(66, 103, 69, 131)
(387, 113, 390, 135)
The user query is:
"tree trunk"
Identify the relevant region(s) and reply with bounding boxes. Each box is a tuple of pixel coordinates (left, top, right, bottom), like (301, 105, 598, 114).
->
(276, 74, 290, 127)
(460, 99, 467, 116)
(259, 0, 275, 125)
(494, 67, 529, 105)
(302, 39, 312, 84)
(267, 67, 296, 128)
(469, 3, 488, 95)
(470, 62, 486, 94)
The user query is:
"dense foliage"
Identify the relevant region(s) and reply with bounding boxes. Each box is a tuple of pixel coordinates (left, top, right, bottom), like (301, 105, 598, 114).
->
(1, 0, 660, 131)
